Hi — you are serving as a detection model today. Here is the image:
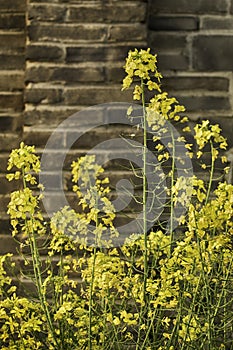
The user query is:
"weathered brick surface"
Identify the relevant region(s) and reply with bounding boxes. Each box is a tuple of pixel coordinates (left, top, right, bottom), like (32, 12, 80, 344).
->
(0, 72, 24, 91)
(25, 0, 147, 130)
(0, 14, 25, 29)
(28, 4, 67, 22)
(149, 0, 228, 14)
(0, 175, 19, 195)
(0, 114, 23, 132)
(25, 87, 63, 105)
(149, 16, 199, 31)
(148, 32, 187, 51)
(0, 133, 21, 151)
(28, 23, 108, 42)
(202, 17, 233, 29)
(162, 76, 229, 92)
(0, 93, 23, 111)
(193, 36, 233, 71)
(177, 95, 231, 112)
(106, 65, 125, 83)
(63, 86, 132, 105)
(24, 106, 83, 126)
(67, 3, 146, 23)
(108, 24, 146, 42)
(66, 45, 137, 63)
(0, 154, 9, 173)
(0, 54, 25, 70)
(155, 53, 189, 71)
(26, 45, 65, 62)
(0, 32, 25, 48)
(25, 65, 105, 83)
(148, 0, 233, 125)
(0, 234, 18, 254)
(0, 0, 26, 12)
(0, 0, 25, 237)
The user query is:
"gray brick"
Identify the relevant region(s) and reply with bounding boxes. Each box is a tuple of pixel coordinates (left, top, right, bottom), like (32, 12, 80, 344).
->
(23, 130, 50, 148)
(65, 125, 141, 150)
(149, 16, 199, 31)
(0, 32, 25, 48)
(28, 4, 67, 22)
(178, 95, 230, 112)
(0, 133, 20, 151)
(202, 17, 233, 29)
(28, 23, 107, 42)
(0, 174, 20, 194)
(155, 53, 189, 71)
(26, 45, 64, 62)
(148, 32, 187, 51)
(0, 93, 23, 112)
(108, 24, 146, 42)
(106, 66, 125, 82)
(24, 106, 104, 127)
(25, 88, 63, 105)
(23, 127, 67, 149)
(0, 72, 24, 91)
(63, 86, 132, 105)
(0, 114, 22, 132)
(0, 234, 18, 254)
(0, 154, 9, 173)
(149, 0, 228, 14)
(26, 65, 105, 83)
(0, 195, 10, 213)
(68, 3, 146, 23)
(0, 54, 25, 70)
(66, 45, 136, 63)
(0, 14, 25, 29)
(24, 107, 76, 127)
(193, 36, 233, 71)
(52, 66, 105, 83)
(162, 76, 229, 92)
(0, 216, 11, 235)
(0, 0, 26, 12)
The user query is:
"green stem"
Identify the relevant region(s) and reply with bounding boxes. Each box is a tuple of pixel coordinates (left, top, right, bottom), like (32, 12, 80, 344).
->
(169, 126, 176, 256)
(136, 79, 149, 350)
(201, 253, 233, 348)
(22, 167, 59, 349)
(88, 195, 99, 350)
(58, 251, 65, 349)
(88, 246, 97, 350)
(205, 140, 214, 206)
(180, 275, 202, 350)
(197, 237, 211, 349)
(142, 79, 148, 295)
(28, 229, 59, 347)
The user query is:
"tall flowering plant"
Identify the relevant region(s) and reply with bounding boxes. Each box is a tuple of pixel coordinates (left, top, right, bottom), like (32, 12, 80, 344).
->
(0, 49, 232, 349)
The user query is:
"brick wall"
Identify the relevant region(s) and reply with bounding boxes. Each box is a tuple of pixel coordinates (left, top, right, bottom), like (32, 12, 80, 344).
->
(0, 0, 148, 242)
(148, 0, 233, 147)
(1, 0, 233, 241)
(0, 0, 26, 250)
(24, 0, 147, 130)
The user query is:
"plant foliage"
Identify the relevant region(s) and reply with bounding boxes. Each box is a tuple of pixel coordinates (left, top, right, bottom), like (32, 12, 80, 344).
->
(0, 49, 232, 350)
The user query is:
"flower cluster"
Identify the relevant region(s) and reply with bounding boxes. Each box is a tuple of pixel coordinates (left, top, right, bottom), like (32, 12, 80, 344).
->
(122, 48, 162, 100)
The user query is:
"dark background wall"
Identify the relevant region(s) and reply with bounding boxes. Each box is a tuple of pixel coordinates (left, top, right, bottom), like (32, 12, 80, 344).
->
(0, 0, 233, 251)
(0, 0, 26, 253)
(148, 0, 233, 146)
